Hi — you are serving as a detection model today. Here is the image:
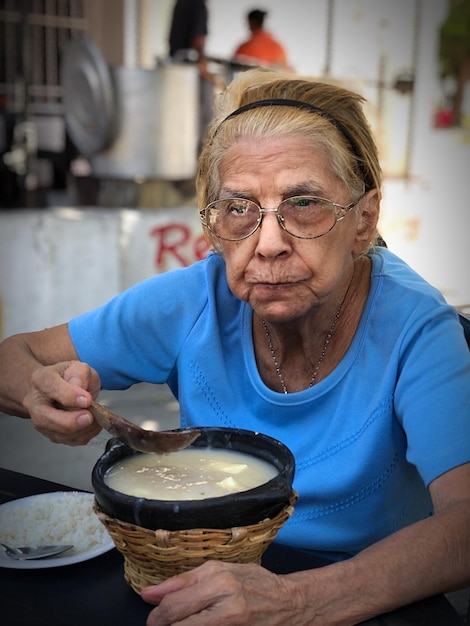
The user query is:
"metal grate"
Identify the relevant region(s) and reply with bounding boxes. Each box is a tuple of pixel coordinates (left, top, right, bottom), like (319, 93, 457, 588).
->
(0, 0, 86, 115)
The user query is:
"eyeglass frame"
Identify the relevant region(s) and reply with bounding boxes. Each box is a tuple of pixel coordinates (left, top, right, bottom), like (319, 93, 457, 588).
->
(199, 194, 364, 241)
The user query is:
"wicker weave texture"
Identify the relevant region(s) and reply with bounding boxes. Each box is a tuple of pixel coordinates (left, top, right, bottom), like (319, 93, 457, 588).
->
(94, 492, 297, 593)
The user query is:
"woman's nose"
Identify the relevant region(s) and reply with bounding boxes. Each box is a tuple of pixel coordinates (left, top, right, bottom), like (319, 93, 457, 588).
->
(255, 212, 291, 256)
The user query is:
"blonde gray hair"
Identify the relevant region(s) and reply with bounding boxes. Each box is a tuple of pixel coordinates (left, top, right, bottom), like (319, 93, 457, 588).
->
(197, 69, 382, 247)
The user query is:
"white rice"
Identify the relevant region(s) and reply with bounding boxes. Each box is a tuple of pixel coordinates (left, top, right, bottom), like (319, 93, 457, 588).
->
(0, 492, 111, 556)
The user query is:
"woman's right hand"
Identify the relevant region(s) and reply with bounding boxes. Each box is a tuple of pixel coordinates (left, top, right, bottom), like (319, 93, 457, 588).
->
(23, 360, 102, 446)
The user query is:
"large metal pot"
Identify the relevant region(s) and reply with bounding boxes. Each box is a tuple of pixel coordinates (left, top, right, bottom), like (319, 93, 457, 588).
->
(61, 38, 199, 181)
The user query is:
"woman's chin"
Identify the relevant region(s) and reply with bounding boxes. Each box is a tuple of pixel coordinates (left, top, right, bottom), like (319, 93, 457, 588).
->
(252, 301, 308, 323)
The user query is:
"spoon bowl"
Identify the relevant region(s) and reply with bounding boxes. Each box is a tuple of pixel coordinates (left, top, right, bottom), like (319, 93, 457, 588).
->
(89, 400, 200, 454)
(0, 542, 74, 560)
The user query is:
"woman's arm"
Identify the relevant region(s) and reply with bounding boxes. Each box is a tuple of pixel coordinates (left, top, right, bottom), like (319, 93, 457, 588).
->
(142, 462, 470, 625)
(301, 462, 470, 624)
(0, 324, 101, 445)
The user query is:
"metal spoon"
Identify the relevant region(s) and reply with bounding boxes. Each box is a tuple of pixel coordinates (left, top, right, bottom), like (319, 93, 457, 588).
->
(0, 542, 74, 560)
(88, 400, 201, 454)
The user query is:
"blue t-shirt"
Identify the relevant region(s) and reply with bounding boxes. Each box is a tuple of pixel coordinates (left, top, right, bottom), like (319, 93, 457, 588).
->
(69, 248, 470, 559)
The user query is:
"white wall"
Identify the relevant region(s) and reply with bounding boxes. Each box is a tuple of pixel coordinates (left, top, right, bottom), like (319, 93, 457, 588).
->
(0, 207, 206, 339)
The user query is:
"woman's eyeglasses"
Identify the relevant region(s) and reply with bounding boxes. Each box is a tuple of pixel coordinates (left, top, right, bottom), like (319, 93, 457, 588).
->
(199, 195, 362, 241)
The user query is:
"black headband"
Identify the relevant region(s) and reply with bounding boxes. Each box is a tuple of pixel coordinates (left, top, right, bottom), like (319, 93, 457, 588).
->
(216, 98, 368, 186)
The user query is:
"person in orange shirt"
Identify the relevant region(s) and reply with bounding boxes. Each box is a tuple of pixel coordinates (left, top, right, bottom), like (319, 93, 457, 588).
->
(232, 9, 292, 71)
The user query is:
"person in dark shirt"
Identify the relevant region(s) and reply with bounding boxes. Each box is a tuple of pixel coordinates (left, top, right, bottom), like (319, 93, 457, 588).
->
(168, 0, 208, 60)
(168, 0, 214, 153)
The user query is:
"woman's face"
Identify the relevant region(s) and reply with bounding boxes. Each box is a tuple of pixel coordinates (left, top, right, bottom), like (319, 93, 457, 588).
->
(217, 135, 376, 323)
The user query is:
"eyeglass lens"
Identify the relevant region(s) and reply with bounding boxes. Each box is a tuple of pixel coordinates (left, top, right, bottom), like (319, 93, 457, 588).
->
(206, 197, 340, 240)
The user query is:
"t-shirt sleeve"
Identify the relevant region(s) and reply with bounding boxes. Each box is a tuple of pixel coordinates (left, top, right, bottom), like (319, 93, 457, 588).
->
(393, 303, 470, 485)
(68, 262, 209, 390)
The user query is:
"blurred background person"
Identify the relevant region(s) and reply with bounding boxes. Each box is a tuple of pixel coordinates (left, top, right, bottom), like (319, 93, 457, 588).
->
(168, 0, 208, 62)
(168, 0, 219, 153)
(232, 8, 292, 71)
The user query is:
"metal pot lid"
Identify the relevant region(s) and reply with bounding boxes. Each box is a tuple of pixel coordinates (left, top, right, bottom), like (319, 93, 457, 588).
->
(60, 37, 116, 156)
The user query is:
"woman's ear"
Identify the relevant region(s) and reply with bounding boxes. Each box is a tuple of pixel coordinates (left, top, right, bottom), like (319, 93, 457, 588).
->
(352, 189, 380, 255)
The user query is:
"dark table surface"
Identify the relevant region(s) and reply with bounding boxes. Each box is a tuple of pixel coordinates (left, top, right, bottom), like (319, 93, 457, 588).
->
(0, 468, 465, 626)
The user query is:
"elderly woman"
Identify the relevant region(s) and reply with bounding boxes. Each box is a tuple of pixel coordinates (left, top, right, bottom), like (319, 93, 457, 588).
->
(0, 69, 469, 625)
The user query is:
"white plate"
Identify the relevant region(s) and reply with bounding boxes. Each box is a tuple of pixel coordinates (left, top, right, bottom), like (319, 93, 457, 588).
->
(0, 491, 115, 569)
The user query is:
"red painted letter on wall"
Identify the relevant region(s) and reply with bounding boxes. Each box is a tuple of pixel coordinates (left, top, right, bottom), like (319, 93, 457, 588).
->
(151, 223, 192, 268)
(150, 223, 210, 269)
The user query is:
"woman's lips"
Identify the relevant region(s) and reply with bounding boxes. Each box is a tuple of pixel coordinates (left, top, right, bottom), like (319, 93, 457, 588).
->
(249, 277, 304, 287)
(257, 281, 292, 287)
(250, 281, 301, 293)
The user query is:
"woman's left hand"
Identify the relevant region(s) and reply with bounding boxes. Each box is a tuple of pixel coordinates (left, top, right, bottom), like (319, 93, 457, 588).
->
(142, 560, 304, 626)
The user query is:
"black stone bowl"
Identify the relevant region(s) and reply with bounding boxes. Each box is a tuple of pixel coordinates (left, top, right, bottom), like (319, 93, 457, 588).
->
(92, 427, 295, 531)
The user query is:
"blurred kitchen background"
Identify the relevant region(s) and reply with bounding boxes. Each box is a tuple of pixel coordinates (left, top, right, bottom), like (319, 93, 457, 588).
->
(0, 0, 469, 491)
